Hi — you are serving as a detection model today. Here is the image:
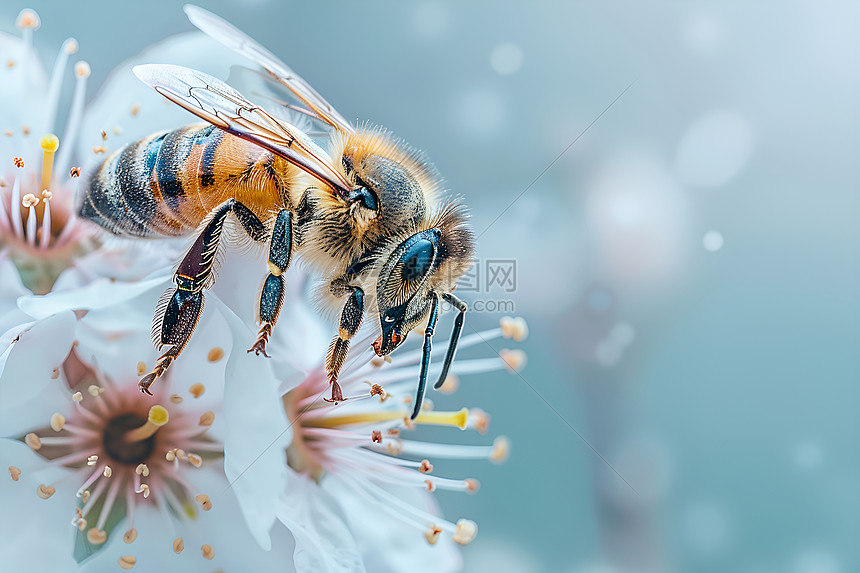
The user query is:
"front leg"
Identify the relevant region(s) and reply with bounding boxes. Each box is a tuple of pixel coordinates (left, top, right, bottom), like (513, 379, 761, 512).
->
(325, 286, 364, 403)
(249, 209, 293, 356)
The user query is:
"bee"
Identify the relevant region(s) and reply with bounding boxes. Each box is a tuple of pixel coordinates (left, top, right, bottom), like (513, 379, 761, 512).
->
(78, 6, 474, 418)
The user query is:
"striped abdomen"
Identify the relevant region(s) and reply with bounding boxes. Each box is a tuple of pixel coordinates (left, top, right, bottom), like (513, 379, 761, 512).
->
(80, 123, 294, 238)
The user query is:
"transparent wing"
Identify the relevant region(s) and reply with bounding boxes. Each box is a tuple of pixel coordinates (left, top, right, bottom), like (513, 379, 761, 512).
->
(184, 4, 354, 134)
(133, 63, 351, 197)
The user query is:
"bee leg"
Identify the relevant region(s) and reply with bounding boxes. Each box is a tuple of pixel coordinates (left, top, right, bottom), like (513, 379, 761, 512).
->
(411, 291, 441, 420)
(432, 292, 468, 390)
(249, 210, 292, 357)
(140, 199, 265, 394)
(324, 287, 364, 404)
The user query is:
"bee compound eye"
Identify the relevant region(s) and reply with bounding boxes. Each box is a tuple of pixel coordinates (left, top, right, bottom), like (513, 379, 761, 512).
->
(400, 238, 435, 283)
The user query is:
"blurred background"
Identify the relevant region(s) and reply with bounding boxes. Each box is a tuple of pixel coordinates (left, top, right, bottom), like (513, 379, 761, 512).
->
(4, 1, 859, 571)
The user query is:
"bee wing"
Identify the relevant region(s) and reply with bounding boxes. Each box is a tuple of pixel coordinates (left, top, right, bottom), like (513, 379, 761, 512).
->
(133, 63, 352, 197)
(184, 4, 354, 134)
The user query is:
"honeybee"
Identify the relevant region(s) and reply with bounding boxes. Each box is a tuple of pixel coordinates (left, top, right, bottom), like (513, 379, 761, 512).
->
(79, 5, 474, 418)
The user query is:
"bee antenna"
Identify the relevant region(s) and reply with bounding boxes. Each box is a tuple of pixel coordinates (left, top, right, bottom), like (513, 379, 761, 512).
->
(432, 292, 467, 390)
(411, 292, 441, 420)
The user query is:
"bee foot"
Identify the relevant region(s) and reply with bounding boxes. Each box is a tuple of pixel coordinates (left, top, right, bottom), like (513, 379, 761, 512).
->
(247, 340, 271, 357)
(324, 380, 345, 404)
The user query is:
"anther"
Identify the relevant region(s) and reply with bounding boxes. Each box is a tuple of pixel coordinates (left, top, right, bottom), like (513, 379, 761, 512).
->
(499, 349, 527, 373)
(207, 347, 224, 362)
(87, 528, 107, 545)
(165, 450, 175, 462)
(123, 529, 137, 543)
(170, 393, 183, 404)
(130, 103, 141, 117)
(173, 537, 184, 554)
(136, 484, 150, 498)
(63, 38, 78, 55)
(437, 374, 460, 395)
(125, 405, 169, 442)
(371, 356, 385, 368)
(72, 391, 83, 402)
(92, 146, 105, 154)
(465, 479, 480, 494)
(39, 133, 59, 193)
(74, 61, 90, 79)
(490, 436, 510, 464)
(2, 130, 10, 137)
(201, 544, 215, 560)
(189, 383, 205, 398)
(371, 430, 382, 443)
(40, 189, 52, 201)
(419, 459, 433, 474)
(469, 408, 490, 434)
(100, 130, 107, 141)
(135, 464, 149, 477)
(13, 157, 24, 168)
(199, 411, 214, 426)
(424, 524, 442, 545)
(8, 466, 21, 481)
(87, 455, 98, 466)
(81, 490, 91, 503)
(21, 126, 30, 136)
(195, 494, 212, 511)
(16, 9, 40, 30)
(500, 316, 529, 342)
(25, 433, 42, 450)
(424, 480, 435, 492)
(136, 361, 146, 376)
(103, 466, 112, 478)
(21, 193, 38, 208)
(36, 484, 55, 499)
(370, 384, 384, 398)
(69, 166, 81, 178)
(188, 453, 203, 468)
(452, 519, 478, 545)
(87, 384, 103, 396)
(76, 518, 86, 531)
(118, 556, 136, 570)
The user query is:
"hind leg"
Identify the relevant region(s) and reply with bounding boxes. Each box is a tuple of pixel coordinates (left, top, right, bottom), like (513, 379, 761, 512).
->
(139, 199, 266, 394)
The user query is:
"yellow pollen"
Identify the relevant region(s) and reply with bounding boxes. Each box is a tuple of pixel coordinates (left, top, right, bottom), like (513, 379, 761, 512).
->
(201, 544, 215, 560)
(452, 519, 478, 545)
(190, 382, 206, 397)
(267, 261, 282, 277)
(195, 494, 212, 511)
(9, 466, 21, 481)
(207, 347, 224, 362)
(125, 405, 169, 442)
(123, 529, 138, 544)
(118, 555, 136, 570)
(173, 537, 184, 554)
(187, 453, 203, 468)
(25, 433, 42, 450)
(36, 484, 55, 499)
(39, 134, 59, 193)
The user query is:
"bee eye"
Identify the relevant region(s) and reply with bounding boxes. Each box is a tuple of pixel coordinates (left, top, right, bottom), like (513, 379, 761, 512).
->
(399, 238, 435, 283)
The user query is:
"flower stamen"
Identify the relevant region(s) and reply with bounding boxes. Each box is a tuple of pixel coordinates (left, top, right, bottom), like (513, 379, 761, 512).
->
(125, 405, 169, 442)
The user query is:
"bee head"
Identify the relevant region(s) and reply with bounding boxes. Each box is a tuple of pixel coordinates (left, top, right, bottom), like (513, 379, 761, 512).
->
(372, 228, 441, 356)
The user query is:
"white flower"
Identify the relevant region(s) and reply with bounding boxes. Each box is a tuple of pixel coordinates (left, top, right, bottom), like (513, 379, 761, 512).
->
(0, 295, 293, 570)
(277, 314, 527, 573)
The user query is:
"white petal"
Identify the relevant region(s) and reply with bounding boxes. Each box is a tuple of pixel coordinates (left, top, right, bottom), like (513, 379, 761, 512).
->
(17, 271, 170, 318)
(327, 475, 463, 573)
(277, 472, 366, 573)
(215, 298, 291, 550)
(0, 310, 76, 407)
